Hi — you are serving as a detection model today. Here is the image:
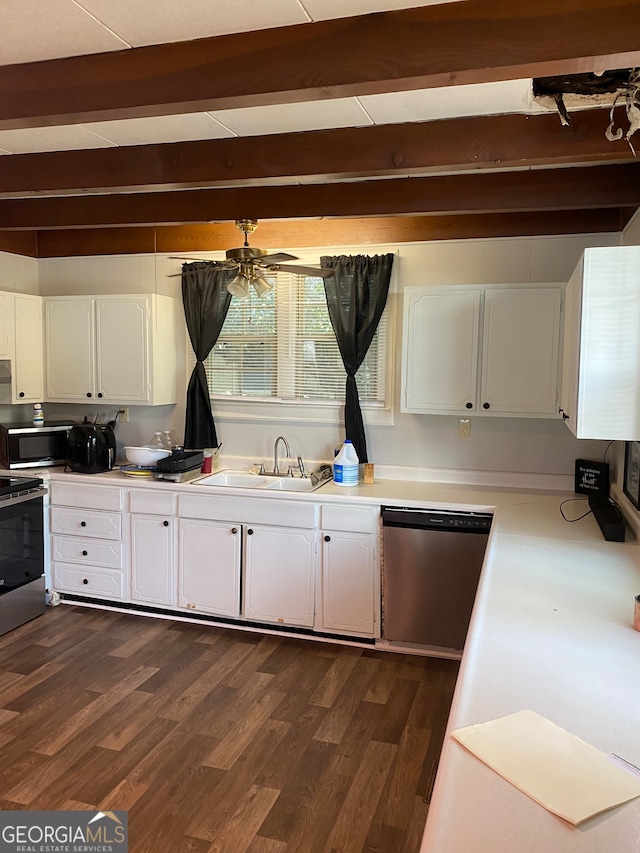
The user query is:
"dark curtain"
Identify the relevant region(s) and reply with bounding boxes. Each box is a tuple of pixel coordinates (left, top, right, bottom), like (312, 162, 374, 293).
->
(182, 262, 234, 449)
(320, 253, 394, 462)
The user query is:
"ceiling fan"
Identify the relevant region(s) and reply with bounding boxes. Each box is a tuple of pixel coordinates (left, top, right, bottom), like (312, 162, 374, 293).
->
(171, 219, 334, 298)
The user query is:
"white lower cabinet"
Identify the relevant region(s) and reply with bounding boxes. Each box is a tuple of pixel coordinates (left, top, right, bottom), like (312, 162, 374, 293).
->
(243, 524, 316, 627)
(50, 480, 381, 642)
(319, 504, 380, 638)
(178, 519, 241, 617)
(50, 482, 125, 601)
(129, 489, 176, 606)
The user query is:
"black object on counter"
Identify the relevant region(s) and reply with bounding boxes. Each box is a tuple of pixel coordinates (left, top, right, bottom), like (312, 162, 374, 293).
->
(588, 494, 625, 542)
(67, 414, 120, 474)
(156, 448, 204, 474)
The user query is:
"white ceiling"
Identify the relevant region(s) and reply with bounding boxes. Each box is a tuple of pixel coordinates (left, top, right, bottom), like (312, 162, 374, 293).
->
(0, 0, 553, 156)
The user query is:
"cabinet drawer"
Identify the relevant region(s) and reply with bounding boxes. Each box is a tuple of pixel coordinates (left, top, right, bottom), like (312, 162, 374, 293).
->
(52, 535, 123, 569)
(129, 489, 176, 515)
(51, 506, 122, 540)
(50, 482, 123, 511)
(53, 564, 123, 599)
(321, 504, 377, 533)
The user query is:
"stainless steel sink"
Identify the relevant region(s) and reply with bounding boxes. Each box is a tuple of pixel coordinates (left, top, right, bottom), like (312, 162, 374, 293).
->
(193, 469, 330, 492)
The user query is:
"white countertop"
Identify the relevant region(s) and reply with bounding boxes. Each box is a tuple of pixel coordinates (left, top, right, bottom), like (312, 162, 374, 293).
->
(45, 467, 640, 849)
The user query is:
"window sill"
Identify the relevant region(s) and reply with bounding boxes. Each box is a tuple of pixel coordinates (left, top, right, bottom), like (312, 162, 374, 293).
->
(211, 398, 394, 427)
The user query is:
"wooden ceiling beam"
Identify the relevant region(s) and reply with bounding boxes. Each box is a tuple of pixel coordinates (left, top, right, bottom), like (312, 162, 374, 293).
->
(0, 109, 633, 198)
(0, 0, 638, 128)
(29, 209, 627, 258)
(0, 163, 638, 229)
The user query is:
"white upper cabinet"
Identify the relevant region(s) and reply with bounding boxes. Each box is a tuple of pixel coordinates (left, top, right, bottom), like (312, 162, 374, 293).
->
(13, 294, 44, 403)
(401, 284, 563, 417)
(560, 246, 640, 440)
(44, 294, 177, 404)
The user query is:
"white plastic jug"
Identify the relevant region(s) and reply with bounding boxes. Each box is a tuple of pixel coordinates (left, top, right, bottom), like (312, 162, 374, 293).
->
(333, 439, 359, 486)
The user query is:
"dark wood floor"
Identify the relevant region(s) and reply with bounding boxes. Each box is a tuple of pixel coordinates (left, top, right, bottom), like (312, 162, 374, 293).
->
(0, 605, 458, 853)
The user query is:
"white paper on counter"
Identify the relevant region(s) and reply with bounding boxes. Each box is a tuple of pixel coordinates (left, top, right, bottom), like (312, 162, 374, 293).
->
(451, 710, 640, 825)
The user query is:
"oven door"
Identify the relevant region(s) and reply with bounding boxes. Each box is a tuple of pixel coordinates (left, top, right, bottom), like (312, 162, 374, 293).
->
(0, 490, 46, 635)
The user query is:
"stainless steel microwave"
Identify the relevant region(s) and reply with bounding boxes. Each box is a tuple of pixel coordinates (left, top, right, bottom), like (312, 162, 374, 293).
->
(0, 422, 75, 469)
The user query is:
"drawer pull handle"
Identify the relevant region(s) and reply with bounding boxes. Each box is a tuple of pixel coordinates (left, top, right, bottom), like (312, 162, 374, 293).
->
(82, 578, 89, 585)
(80, 521, 87, 527)
(82, 550, 88, 556)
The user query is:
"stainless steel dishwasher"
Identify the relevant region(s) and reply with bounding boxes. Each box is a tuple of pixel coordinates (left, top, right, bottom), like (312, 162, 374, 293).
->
(382, 506, 492, 652)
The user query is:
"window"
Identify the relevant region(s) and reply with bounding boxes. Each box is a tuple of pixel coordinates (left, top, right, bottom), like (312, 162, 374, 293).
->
(189, 272, 390, 411)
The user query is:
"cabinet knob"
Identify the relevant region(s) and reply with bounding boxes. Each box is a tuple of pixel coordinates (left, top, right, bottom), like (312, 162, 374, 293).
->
(82, 550, 88, 556)
(466, 402, 473, 409)
(82, 578, 88, 585)
(247, 528, 254, 535)
(97, 392, 103, 398)
(324, 535, 331, 542)
(86, 392, 92, 398)
(231, 527, 237, 534)
(80, 521, 86, 527)
(482, 402, 490, 410)
(163, 520, 169, 527)
(19, 392, 25, 398)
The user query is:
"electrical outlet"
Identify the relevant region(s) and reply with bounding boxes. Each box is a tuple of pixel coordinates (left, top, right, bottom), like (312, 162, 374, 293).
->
(458, 418, 471, 438)
(119, 407, 129, 423)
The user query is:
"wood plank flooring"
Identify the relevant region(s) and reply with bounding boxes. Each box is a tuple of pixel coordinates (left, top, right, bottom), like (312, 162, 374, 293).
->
(0, 605, 458, 853)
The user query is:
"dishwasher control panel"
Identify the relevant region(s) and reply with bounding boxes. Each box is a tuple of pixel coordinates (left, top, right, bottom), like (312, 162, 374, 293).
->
(381, 507, 493, 533)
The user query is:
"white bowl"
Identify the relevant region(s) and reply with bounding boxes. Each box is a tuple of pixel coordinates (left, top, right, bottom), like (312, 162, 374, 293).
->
(124, 446, 171, 466)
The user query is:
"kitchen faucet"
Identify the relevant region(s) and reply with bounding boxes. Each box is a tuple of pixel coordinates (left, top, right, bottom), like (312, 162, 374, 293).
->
(273, 435, 291, 475)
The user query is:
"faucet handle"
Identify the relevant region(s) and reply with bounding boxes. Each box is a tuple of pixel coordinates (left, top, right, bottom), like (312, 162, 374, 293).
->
(253, 462, 265, 475)
(297, 455, 307, 478)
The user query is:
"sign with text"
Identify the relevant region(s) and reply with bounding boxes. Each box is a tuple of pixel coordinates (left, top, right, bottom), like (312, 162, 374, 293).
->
(0, 810, 128, 853)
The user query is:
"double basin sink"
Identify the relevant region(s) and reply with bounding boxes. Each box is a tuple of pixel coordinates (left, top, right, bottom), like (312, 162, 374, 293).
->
(194, 469, 329, 492)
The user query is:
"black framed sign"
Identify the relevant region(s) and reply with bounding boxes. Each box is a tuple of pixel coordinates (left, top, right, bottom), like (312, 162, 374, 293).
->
(623, 441, 640, 509)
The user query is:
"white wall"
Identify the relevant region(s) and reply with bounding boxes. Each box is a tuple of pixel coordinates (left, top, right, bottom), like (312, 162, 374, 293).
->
(35, 231, 622, 484)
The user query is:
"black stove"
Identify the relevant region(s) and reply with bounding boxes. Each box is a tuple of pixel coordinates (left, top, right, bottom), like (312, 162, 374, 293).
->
(0, 475, 43, 499)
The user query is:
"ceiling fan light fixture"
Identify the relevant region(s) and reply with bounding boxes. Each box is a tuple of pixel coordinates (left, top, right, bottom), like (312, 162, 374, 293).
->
(251, 273, 273, 297)
(227, 272, 250, 298)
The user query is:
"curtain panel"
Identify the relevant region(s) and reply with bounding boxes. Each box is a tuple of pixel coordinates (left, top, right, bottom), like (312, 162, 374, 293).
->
(182, 262, 234, 449)
(320, 253, 394, 462)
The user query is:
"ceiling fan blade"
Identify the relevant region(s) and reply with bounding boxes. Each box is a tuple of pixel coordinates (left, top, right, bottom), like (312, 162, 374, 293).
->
(259, 252, 299, 263)
(267, 263, 335, 278)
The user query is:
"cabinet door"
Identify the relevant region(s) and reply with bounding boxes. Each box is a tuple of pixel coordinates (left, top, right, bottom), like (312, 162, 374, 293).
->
(44, 298, 95, 401)
(481, 288, 562, 415)
(130, 514, 174, 605)
(321, 531, 377, 636)
(96, 297, 150, 402)
(402, 287, 480, 413)
(0, 292, 14, 358)
(244, 525, 315, 627)
(178, 519, 241, 617)
(13, 295, 44, 403)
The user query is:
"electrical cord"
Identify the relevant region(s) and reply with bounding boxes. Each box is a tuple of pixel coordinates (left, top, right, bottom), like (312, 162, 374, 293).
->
(560, 498, 592, 522)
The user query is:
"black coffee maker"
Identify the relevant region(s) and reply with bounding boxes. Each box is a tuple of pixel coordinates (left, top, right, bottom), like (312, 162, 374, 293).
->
(67, 415, 119, 474)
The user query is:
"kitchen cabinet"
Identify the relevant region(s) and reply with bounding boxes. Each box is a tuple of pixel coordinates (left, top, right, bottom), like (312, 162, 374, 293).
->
(13, 295, 45, 403)
(560, 246, 640, 440)
(178, 519, 241, 617)
(243, 524, 316, 627)
(0, 291, 44, 404)
(50, 481, 125, 601)
(178, 492, 318, 629)
(319, 504, 379, 637)
(129, 490, 175, 606)
(401, 285, 563, 416)
(44, 294, 177, 404)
